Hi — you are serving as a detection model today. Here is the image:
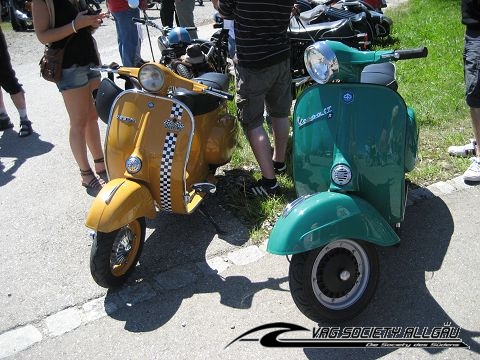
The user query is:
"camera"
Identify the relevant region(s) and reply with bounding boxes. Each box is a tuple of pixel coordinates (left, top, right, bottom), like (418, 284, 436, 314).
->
(79, 0, 101, 15)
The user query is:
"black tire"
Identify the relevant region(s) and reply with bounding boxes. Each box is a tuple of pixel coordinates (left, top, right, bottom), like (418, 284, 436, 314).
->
(289, 239, 379, 323)
(90, 217, 146, 288)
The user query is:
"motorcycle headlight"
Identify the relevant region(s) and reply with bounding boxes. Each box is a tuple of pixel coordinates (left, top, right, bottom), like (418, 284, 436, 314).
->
(304, 41, 339, 84)
(138, 64, 165, 92)
(126, 156, 142, 174)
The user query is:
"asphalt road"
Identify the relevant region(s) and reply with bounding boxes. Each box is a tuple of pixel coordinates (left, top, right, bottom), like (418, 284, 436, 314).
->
(0, 1, 479, 359)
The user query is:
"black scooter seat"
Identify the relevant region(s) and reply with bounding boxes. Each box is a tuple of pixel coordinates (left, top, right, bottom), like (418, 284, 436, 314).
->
(361, 62, 398, 91)
(173, 72, 230, 116)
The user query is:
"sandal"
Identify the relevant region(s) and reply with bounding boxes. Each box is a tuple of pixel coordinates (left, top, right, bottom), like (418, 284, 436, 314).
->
(94, 157, 109, 182)
(80, 168, 104, 190)
(18, 118, 33, 137)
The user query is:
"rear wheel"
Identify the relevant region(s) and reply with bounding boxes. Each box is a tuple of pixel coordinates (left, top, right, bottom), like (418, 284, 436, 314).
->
(90, 217, 146, 288)
(289, 239, 379, 323)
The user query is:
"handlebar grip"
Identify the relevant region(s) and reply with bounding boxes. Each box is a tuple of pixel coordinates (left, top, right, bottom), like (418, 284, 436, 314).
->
(395, 47, 428, 60)
(205, 87, 234, 101)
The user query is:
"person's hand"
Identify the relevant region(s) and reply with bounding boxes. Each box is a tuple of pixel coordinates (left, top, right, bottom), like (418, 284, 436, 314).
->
(75, 10, 107, 30)
(211, 0, 219, 9)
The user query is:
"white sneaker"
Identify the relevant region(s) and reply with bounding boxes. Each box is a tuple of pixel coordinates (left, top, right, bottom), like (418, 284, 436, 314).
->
(448, 139, 477, 157)
(463, 157, 480, 182)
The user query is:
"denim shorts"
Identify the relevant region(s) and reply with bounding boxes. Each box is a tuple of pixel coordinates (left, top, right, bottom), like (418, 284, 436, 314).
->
(464, 32, 480, 108)
(235, 58, 292, 131)
(57, 63, 101, 92)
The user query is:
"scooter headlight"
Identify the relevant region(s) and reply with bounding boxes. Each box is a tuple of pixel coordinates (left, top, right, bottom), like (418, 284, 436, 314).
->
(138, 64, 165, 92)
(304, 41, 339, 84)
(331, 164, 352, 186)
(126, 156, 142, 174)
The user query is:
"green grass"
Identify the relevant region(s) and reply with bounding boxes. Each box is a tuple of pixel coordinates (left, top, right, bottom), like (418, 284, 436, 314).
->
(221, 0, 473, 243)
(383, 0, 470, 186)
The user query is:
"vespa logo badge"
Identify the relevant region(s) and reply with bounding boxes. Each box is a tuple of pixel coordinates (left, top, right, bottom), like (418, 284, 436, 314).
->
(164, 118, 185, 132)
(147, 101, 155, 109)
(116, 114, 136, 124)
(297, 106, 333, 128)
(343, 91, 354, 104)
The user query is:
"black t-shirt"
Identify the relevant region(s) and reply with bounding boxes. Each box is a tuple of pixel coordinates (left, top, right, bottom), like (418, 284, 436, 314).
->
(51, 0, 100, 68)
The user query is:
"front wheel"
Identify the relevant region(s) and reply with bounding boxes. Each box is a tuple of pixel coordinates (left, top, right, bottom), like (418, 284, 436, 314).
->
(90, 217, 146, 288)
(289, 239, 379, 323)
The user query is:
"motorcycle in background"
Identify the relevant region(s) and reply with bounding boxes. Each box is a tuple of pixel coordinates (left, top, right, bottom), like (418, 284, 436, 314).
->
(134, 13, 230, 79)
(267, 40, 427, 322)
(7, 0, 33, 32)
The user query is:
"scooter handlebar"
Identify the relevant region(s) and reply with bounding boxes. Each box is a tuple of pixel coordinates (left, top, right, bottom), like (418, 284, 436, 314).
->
(394, 46, 428, 60)
(203, 87, 234, 101)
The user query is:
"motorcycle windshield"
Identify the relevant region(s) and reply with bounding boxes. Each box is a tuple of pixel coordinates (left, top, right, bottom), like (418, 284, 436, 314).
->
(293, 83, 410, 223)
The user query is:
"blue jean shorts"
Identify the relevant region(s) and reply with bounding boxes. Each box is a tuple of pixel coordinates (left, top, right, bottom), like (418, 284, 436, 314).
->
(57, 63, 101, 92)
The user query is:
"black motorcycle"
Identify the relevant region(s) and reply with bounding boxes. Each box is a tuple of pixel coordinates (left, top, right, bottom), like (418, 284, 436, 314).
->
(6, 0, 33, 32)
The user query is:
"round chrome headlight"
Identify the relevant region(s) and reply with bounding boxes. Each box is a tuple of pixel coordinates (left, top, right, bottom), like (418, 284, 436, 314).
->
(331, 164, 352, 186)
(126, 156, 142, 174)
(138, 64, 165, 92)
(304, 41, 339, 84)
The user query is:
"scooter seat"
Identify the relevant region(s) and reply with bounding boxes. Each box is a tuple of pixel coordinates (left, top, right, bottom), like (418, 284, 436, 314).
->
(173, 72, 230, 116)
(360, 62, 398, 91)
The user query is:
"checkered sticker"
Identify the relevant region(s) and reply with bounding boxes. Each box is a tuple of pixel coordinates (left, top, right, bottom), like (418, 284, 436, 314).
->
(159, 132, 178, 212)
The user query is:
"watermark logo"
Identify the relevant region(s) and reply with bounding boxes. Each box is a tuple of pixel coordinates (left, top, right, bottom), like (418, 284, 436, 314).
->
(225, 322, 469, 349)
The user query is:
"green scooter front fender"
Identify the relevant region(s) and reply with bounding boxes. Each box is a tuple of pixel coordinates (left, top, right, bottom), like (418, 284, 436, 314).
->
(267, 192, 400, 255)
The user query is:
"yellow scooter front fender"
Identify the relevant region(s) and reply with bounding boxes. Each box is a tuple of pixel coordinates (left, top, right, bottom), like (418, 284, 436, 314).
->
(85, 178, 156, 233)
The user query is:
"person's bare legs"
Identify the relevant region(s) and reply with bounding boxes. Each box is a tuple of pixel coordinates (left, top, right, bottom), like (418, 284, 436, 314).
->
(270, 116, 290, 164)
(246, 115, 290, 180)
(61, 81, 105, 186)
(247, 125, 275, 179)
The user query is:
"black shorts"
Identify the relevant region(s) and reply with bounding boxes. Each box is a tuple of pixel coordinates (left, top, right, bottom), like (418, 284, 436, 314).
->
(0, 27, 23, 95)
(464, 31, 480, 108)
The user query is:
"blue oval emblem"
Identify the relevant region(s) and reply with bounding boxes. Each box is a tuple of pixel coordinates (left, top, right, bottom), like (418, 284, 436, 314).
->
(147, 101, 155, 109)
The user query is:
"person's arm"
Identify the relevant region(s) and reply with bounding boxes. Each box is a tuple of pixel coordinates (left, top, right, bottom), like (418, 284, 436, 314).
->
(211, 0, 219, 10)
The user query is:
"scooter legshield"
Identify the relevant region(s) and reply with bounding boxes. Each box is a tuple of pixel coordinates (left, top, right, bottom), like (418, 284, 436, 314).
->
(85, 178, 156, 233)
(106, 92, 194, 214)
(267, 191, 400, 255)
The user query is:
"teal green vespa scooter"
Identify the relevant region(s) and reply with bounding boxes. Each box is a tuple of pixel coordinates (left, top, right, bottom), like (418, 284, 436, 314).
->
(267, 40, 427, 323)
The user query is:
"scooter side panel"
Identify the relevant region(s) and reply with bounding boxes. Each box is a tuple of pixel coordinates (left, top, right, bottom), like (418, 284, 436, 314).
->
(267, 191, 400, 255)
(293, 83, 409, 224)
(85, 178, 156, 233)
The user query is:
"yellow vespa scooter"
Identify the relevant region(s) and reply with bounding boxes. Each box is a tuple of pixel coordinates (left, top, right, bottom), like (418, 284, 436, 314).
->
(86, 62, 237, 288)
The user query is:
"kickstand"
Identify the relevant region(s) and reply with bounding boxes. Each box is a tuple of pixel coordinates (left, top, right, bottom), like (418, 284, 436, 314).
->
(198, 203, 227, 235)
